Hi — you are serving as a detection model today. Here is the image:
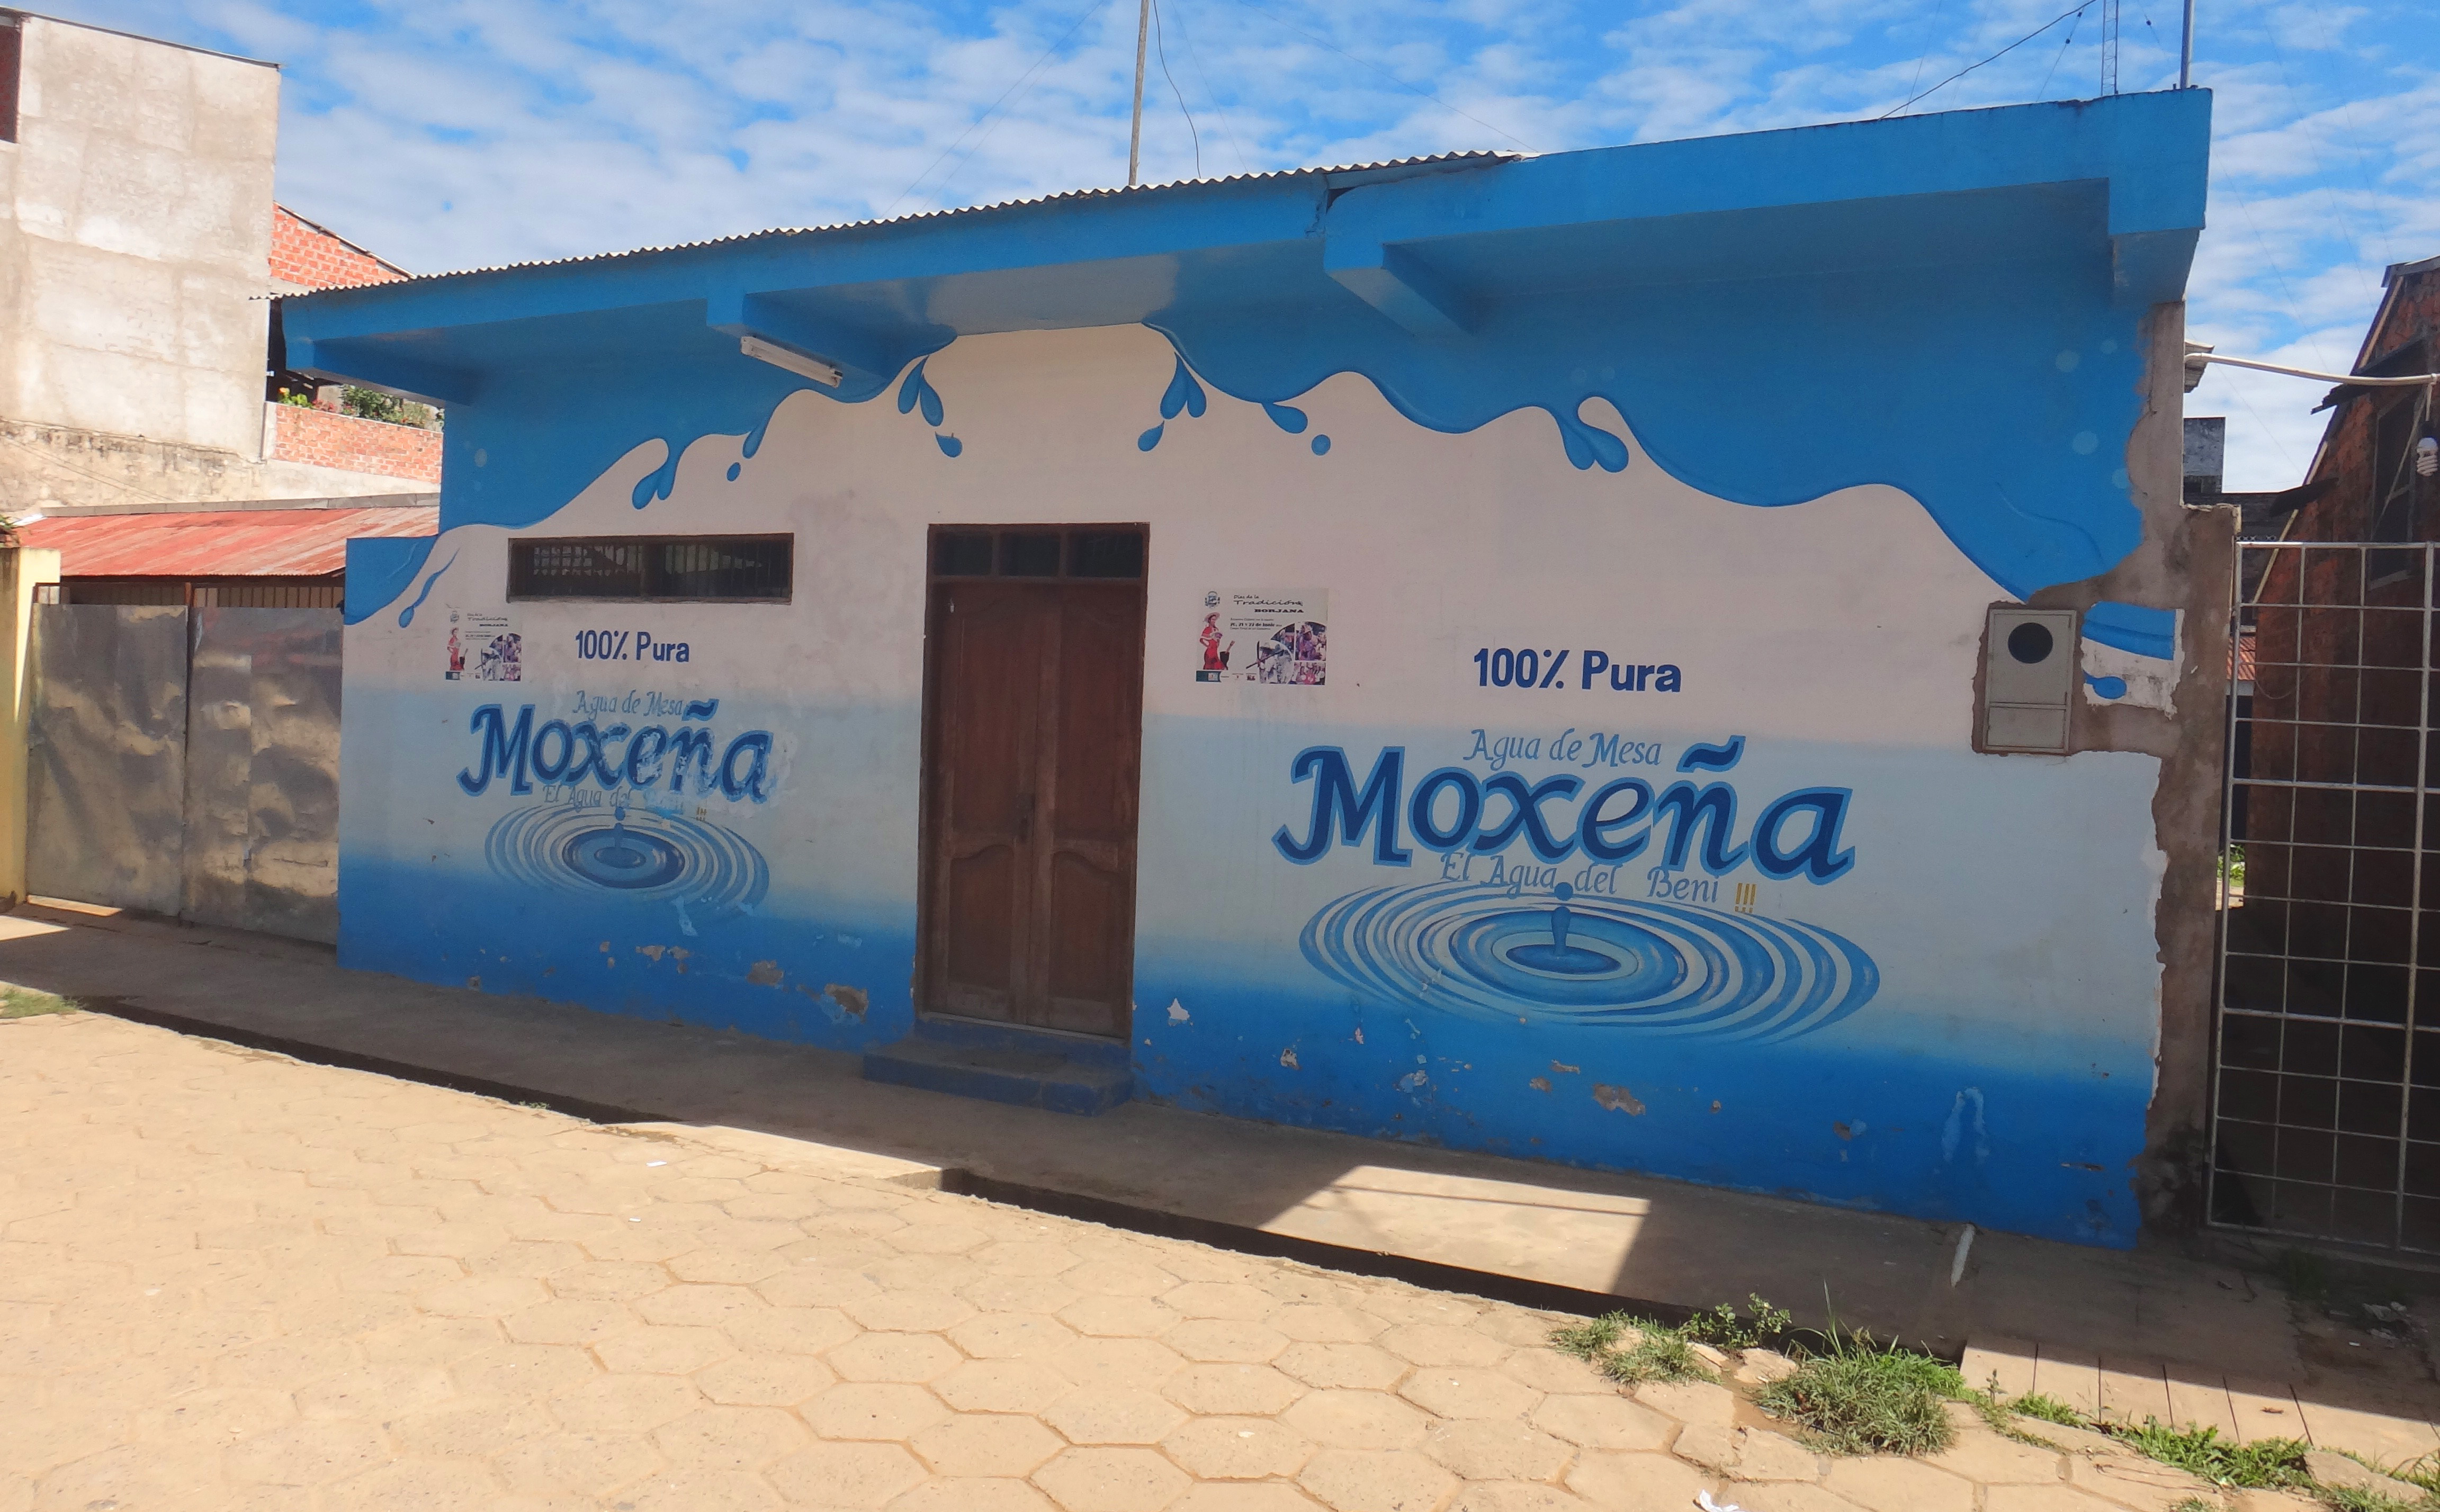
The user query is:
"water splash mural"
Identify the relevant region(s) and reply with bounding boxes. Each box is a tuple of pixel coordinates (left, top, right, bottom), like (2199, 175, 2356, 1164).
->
(485, 802, 769, 923)
(396, 553, 456, 629)
(1300, 880, 1877, 1041)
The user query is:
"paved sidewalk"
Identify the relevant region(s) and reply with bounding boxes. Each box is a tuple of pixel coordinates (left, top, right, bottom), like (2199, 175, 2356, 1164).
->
(2, 1010, 2347, 1512)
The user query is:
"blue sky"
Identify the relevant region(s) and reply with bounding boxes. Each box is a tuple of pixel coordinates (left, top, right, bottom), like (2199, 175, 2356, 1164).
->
(71, 0, 2437, 490)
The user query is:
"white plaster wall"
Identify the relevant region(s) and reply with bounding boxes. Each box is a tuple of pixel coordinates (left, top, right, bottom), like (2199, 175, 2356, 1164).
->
(0, 19, 279, 455)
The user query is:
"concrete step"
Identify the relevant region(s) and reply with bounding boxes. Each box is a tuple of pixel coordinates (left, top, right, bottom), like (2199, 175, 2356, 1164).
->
(862, 1020, 1134, 1116)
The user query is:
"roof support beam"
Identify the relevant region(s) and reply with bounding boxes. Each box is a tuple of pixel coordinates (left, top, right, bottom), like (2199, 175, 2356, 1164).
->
(285, 335, 479, 406)
(1323, 237, 1475, 338)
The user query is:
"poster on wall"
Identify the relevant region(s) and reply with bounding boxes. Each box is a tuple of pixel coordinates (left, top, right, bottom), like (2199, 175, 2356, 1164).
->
(445, 610, 522, 682)
(1196, 589, 1327, 686)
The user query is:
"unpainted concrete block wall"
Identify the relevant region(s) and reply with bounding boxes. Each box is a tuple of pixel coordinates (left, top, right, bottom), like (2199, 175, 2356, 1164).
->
(0, 19, 279, 456)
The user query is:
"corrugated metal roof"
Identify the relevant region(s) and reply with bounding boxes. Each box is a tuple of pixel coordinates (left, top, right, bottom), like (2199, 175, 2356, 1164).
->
(300, 152, 1514, 293)
(18, 507, 439, 580)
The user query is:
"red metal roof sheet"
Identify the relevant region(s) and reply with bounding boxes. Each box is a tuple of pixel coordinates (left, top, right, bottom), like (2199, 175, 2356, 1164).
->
(17, 507, 439, 580)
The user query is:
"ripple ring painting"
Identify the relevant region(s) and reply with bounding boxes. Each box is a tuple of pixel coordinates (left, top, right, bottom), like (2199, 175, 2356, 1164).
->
(1299, 880, 1877, 1040)
(485, 802, 769, 921)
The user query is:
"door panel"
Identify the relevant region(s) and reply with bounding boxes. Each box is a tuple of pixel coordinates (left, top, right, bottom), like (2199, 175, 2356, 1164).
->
(920, 546, 1144, 1040)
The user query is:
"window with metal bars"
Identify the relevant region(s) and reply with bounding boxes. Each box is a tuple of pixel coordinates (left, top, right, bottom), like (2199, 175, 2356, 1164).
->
(928, 527, 1145, 581)
(508, 535, 792, 602)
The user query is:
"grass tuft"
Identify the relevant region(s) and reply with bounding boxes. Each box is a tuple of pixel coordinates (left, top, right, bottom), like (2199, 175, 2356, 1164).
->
(1548, 1311, 1714, 1385)
(1755, 1327, 1963, 1457)
(2011, 1392, 2086, 1427)
(2115, 1420, 2310, 1490)
(0, 984, 80, 1019)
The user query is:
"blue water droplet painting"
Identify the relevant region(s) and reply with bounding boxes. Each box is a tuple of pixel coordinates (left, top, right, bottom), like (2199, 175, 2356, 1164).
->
(935, 434, 963, 457)
(1262, 402, 1308, 434)
(1310, 435, 1330, 456)
(725, 462, 741, 481)
(1138, 424, 1165, 452)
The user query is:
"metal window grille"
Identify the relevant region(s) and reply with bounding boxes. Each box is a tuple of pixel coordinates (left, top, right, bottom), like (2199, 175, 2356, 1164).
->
(929, 526, 1146, 581)
(507, 535, 792, 602)
(2211, 541, 2436, 1251)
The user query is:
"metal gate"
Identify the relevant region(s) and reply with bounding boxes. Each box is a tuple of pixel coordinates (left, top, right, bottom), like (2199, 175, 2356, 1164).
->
(24, 604, 344, 943)
(2211, 540, 2434, 1250)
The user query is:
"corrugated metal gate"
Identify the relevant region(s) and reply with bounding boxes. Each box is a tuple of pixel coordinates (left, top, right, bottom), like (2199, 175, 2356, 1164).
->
(2212, 541, 2434, 1250)
(24, 605, 343, 943)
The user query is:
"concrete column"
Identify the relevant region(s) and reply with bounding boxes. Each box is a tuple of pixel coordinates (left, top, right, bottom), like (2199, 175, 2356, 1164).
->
(0, 546, 61, 907)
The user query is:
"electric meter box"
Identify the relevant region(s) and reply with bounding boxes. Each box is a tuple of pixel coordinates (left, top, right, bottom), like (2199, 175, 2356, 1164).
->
(1980, 606, 2078, 754)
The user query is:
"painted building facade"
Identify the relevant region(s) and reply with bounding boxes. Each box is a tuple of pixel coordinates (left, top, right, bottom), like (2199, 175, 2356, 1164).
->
(291, 92, 2228, 1248)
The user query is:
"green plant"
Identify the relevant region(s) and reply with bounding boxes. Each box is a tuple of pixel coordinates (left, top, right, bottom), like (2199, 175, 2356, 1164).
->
(2116, 1420, 2310, 1490)
(1548, 1312, 1713, 1385)
(0, 984, 80, 1018)
(2319, 1486, 2427, 1512)
(2221, 845, 2247, 890)
(2168, 1499, 2215, 1512)
(1759, 1344, 1960, 1456)
(1683, 1294, 1792, 1351)
(2272, 1248, 2333, 1303)
(2012, 1393, 2086, 1426)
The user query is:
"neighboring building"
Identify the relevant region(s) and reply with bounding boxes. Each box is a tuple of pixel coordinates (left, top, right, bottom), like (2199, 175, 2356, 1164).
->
(291, 92, 2223, 1248)
(0, 9, 436, 516)
(2214, 253, 2437, 1243)
(16, 496, 436, 606)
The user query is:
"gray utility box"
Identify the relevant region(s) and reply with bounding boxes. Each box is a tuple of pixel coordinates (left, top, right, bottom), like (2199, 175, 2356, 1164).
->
(1980, 606, 2078, 754)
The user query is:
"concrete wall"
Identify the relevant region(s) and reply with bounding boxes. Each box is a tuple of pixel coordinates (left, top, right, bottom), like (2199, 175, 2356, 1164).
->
(0, 17, 279, 457)
(338, 304, 2217, 1249)
(0, 413, 436, 513)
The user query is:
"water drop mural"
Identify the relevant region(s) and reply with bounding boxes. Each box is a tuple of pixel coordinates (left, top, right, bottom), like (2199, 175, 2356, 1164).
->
(1300, 879, 1877, 1041)
(484, 802, 769, 923)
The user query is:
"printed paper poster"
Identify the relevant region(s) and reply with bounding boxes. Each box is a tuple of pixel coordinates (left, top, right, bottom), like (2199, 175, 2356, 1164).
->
(446, 610, 522, 682)
(1196, 589, 1327, 686)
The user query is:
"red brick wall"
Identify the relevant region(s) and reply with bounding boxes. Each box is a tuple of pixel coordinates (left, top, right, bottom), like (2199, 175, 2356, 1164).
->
(271, 404, 440, 483)
(271, 206, 407, 290)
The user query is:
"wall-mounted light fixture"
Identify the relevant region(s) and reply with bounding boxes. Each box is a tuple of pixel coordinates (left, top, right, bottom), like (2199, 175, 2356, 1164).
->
(738, 334, 843, 388)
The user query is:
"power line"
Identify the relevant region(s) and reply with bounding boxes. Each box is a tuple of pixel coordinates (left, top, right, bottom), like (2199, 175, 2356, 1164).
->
(2034, 5, 2085, 100)
(883, 0, 1117, 219)
(1170, 0, 1251, 175)
(1879, 0, 2095, 119)
(1221, 0, 1536, 152)
(1152, 0, 1202, 178)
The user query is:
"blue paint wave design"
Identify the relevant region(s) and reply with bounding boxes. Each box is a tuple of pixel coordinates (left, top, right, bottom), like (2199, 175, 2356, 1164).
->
(485, 802, 769, 923)
(1300, 881, 1877, 1041)
(397, 553, 456, 628)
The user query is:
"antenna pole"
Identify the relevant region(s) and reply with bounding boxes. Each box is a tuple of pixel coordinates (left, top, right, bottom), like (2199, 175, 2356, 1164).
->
(2103, 0, 2120, 94)
(2179, 0, 2194, 85)
(1128, 0, 1151, 186)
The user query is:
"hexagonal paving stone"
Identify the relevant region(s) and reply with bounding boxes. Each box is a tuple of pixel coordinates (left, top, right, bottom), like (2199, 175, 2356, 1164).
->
(889, 1476, 1062, 1512)
(1060, 1295, 1179, 1339)
(1296, 1447, 1459, 1512)
(668, 1248, 787, 1285)
(694, 1352, 838, 1407)
(1064, 1259, 1182, 1298)
(1042, 1386, 1193, 1446)
(222, 1418, 392, 1486)
(637, 1283, 765, 1329)
(1565, 1450, 1721, 1512)
(953, 1312, 1080, 1361)
(963, 1274, 1085, 1317)
(548, 1372, 703, 1434)
(546, 1259, 670, 1300)
(1632, 1378, 1735, 1427)
(324, 1456, 506, 1509)
(938, 1359, 1072, 1415)
(755, 1263, 885, 1310)
(1397, 1366, 1542, 1421)
(1054, 1337, 1189, 1390)
(1162, 1282, 1278, 1322)
(1421, 1420, 1574, 1482)
(830, 1330, 967, 1384)
(844, 1289, 979, 1333)
(1528, 1391, 1674, 1451)
(1166, 1363, 1308, 1416)
(390, 1397, 559, 1460)
(1167, 1319, 1289, 1364)
(1033, 1445, 1193, 1512)
(911, 1412, 1068, 1477)
(653, 1403, 811, 1472)
(1163, 1416, 1317, 1479)
(766, 1439, 929, 1507)
(1376, 1324, 1508, 1369)
(805, 1381, 951, 1441)
(1276, 1343, 1409, 1392)
(1923, 1428, 2069, 1484)
(609, 1465, 788, 1511)
(492, 1429, 667, 1496)
(1445, 1480, 1599, 1510)
(503, 1297, 633, 1346)
(596, 1324, 738, 1376)
(417, 1273, 551, 1318)
(452, 1342, 602, 1399)
(1280, 1390, 1431, 1452)
(734, 1305, 860, 1355)
(1169, 1482, 1334, 1511)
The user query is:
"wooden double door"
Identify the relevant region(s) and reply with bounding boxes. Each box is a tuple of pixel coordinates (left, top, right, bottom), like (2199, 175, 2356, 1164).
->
(919, 528, 1146, 1039)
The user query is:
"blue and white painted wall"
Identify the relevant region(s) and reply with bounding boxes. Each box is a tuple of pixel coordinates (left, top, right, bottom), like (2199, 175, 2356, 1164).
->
(317, 91, 2219, 1248)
